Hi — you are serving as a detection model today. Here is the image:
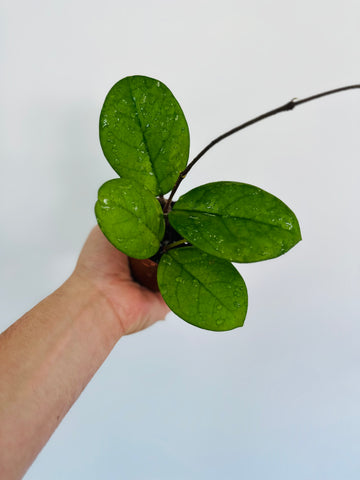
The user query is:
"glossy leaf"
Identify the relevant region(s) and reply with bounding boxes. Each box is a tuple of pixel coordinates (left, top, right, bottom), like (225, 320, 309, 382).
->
(169, 181, 301, 263)
(95, 178, 165, 259)
(157, 246, 248, 331)
(99, 75, 190, 196)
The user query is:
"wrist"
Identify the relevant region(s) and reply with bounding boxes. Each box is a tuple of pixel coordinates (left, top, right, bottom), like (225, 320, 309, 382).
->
(60, 271, 124, 344)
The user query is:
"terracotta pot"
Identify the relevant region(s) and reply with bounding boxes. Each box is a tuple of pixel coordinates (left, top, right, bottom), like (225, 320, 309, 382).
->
(129, 257, 159, 292)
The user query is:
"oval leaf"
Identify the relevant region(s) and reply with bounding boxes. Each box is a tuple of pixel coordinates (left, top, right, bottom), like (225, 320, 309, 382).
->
(95, 178, 165, 259)
(99, 75, 190, 196)
(169, 181, 301, 263)
(157, 247, 248, 331)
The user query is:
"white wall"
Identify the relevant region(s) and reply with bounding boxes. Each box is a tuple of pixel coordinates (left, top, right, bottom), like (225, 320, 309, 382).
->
(1, 0, 360, 478)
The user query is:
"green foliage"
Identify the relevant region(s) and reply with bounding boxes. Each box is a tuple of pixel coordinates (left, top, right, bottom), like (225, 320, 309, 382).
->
(95, 178, 165, 259)
(157, 247, 248, 331)
(99, 75, 190, 196)
(169, 181, 301, 263)
(96, 75, 302, 331)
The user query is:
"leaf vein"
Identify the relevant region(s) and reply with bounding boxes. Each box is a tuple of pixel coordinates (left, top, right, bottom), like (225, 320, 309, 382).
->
(100, 203, 159, 241)
(174, 208, 294, 232)
(168, 253, 235, 314)
(127, 78, 160, 189)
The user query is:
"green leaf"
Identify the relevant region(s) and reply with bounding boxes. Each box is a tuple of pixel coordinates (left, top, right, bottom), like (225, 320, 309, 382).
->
(99, 75, 190, 196)
(157, 247, 248, 331)
(169, 181, 301, 263)
(95, 178, 165, 259)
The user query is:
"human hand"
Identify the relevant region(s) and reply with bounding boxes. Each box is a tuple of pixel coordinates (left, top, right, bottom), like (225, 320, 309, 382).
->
(72, 226, 169, 336)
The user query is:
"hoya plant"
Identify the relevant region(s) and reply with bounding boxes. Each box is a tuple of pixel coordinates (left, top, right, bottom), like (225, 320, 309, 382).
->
(95, 75, 358, 332)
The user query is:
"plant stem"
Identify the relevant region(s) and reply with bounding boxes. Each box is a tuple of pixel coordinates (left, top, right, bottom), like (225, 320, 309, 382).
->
(164, 238, 188, 251)
(163, 83, 360, 213)
(157, 195, 166, 209)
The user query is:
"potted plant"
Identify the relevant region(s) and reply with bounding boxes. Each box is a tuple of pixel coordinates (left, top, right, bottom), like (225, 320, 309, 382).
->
(95, 75, 358, 331)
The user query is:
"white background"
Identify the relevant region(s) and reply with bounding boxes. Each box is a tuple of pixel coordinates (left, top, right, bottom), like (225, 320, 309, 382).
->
(1, 0, 360, 478)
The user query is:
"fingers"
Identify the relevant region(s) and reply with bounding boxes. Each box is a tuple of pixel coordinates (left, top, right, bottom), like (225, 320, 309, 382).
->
(76, 226, 131, 280)
(149, 291, 171, 325)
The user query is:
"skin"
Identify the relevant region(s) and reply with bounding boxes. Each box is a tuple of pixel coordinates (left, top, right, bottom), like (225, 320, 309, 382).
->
(0, 226, 169, 480)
